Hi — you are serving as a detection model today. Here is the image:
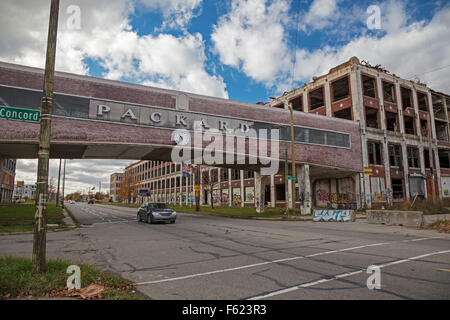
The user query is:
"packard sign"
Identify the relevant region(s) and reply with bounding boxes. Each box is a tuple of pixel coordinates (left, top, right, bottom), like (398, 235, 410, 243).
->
(89, 99, 253, 134)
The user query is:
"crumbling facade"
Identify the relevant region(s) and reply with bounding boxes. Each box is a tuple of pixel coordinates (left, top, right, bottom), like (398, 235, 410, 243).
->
(267, 57, 450, 208)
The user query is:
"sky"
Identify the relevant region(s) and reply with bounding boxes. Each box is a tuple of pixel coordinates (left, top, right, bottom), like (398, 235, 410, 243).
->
(1, 0, 449, 195)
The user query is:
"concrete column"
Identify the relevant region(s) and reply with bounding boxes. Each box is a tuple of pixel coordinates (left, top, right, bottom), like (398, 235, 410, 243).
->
(270, 174, 276, 207)
(218, 168, 222, 206)
(354, 173, 362, 209)
(228, 168, 232, 207)
(164, 177, 167, 203)
(324, 82, 332, 117)
(179, 173, 182, 205)
(254, 170, 269, 213)
(382, 141, 393, 205)
(395, 82, 405, 134)
(240, 170, 244, 207)
(297, 164, 311, 215)
(401, 143, 410, 200)
(174, 174, 177, 205)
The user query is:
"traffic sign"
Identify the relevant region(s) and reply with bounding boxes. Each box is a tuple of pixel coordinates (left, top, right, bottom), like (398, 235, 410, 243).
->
(195, 191, 200, 197)
(0, 106, 40, 123)
(194, 185, 200, 191)
(288, 176, 297, 180)
(364, 167, 373, 175)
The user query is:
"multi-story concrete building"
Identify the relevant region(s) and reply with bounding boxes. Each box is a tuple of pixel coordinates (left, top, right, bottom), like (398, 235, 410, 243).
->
(109, 172, 123, 202)
(118, 160, 294, 207)
(0, 158, 16, 203)
(267, 57, 450, 208)
(13, 183, 36, 200)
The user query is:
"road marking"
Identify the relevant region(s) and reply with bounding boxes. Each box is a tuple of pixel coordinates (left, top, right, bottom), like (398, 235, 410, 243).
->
(437, 268, 450, 272)
(248, 249, 450, 300)
(135, 236, 441, 286)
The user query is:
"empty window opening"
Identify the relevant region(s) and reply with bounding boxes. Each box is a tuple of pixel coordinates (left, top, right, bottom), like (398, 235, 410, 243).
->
(420, 119, 429, 137)
(435, 120, 449, 141)
(391, 179, 404, 199)
(432, 94, 445, 119)
(332, 76, 350, 102)
(407, 147, 420, 168)
(290, 95, 303, 111)
(438, 149, 450, 168)
(275, 184, 286, 201)
(404, 116, 415, 135)
(273, 103, 284, 109)
(368, 141, 383, 165)
(385, 111, 399, 132)
(417, 92, 428, 111)
(365, 107, 379, 129)
(388, 144, 402, 167)
(362, 75, 376, 98)
(401, 87, 413, 109)
(383, 81, 395, 103)
(334, 108, 352, 120)
(309, 87, 324, 110)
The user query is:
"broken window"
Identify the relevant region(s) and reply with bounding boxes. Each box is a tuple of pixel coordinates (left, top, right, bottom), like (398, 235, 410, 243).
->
(334, 108, 352, 120)
(407, 147, 420, 168)
(388, 144, 402, 167)
(362, 75, 376, 98)
(385, 111, 399, 132)
(420, 119, 429, 137)
(391, 178, 404, 199)
(435, 120, 449, 141)
(290, 95, 303, 111)
(417, 92, 428, 111)
(404, 116, 415, 135)
(401, 87, 413, 109)
(438, 149, 450, 169)
(332, 76, 350, 102)
(383, 81, 395, 103)
(368, 141, 383, 165)
(365, 107, 379, 129)
(432, 94, 445, 119)
(309, 87, 324, 110)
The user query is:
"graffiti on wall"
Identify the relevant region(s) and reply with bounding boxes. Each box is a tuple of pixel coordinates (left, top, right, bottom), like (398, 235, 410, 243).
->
(313, 210, 354, 222)
(316, 190, 351, 204)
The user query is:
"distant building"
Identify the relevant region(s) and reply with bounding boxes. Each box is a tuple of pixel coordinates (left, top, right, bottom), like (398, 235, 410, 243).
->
(110, 172, 123, 202)
(13, 183, 36, 200)
(0, 158, 16, 203)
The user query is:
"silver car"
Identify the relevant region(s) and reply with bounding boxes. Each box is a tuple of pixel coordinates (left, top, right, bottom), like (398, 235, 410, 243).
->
(137, 202, 176, 224)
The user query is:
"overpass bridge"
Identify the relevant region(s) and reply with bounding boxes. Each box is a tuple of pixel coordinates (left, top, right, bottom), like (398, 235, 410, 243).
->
(0, 62, 363, 213)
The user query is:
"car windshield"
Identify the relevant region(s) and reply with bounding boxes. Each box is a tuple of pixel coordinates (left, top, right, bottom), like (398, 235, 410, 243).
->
(149, 203, 169, 209)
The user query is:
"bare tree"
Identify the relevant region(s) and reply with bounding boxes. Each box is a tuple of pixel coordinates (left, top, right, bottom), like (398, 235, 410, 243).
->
(202, 169, 219, 208)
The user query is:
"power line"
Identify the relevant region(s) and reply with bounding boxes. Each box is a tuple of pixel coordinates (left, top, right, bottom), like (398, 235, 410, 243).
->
(406, 64, 450, 80)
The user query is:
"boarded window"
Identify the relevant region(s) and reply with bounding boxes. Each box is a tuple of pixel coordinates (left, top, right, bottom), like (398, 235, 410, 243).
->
(332, 76, 350, 102)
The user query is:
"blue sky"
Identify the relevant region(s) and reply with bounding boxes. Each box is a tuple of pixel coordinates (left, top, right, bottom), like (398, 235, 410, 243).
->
(1, 0, 449, 193)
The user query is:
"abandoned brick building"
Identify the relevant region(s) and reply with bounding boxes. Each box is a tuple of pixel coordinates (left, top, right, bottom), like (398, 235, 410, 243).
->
(267, 57, 450, 207)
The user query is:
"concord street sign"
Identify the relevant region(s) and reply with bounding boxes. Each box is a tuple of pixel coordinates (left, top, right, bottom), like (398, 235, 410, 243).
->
(0, 105, 40, 123)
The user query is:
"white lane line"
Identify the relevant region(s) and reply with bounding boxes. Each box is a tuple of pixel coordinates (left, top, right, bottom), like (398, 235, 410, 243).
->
(135, 236, 441, 286)
(248, 249, 450, 300)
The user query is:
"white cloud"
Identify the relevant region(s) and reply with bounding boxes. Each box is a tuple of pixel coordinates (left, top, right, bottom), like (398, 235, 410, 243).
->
(0, 0, 227, 98)
(292, 1, 450, 93)
(302, 0, 340, 31)
(211, 0, 291, 85)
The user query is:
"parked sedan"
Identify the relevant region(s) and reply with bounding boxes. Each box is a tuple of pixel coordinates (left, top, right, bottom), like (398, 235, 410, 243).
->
(137, 202, 176, 224)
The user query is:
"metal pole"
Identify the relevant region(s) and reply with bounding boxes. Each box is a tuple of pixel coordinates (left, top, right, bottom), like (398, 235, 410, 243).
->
(289, 103, 297, 213)
(427, 114, 436, 204)
(62, 159, 66, 208)
(56, 159, 61, 207)
(196, 165, 200, 211)
(285, 147, 289, 217)
(32, 0, 60, 273)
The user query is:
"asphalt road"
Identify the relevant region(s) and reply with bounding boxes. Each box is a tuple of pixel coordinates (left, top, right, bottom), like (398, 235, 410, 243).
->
(1, 202, 449, 300)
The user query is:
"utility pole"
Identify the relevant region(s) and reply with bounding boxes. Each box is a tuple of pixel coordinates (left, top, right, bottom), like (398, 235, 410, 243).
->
(427, 114, 436, 204)
(32, 0, 60, 273)
(56, 159, 61, 207)
(285, 147, 289, 217)
(289, 103, 297, 213)
(62, 159, 66, 208)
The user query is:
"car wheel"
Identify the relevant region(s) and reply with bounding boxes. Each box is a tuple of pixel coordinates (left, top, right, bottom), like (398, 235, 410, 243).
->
(137, 214, 142, 222)
(147, 214, 153, 224)
(170, 220, 175, 224)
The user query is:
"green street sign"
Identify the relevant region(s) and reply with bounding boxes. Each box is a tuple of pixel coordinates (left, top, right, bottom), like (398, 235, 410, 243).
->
(0, 105, 40, 123)
(288, 176, 297, 180)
